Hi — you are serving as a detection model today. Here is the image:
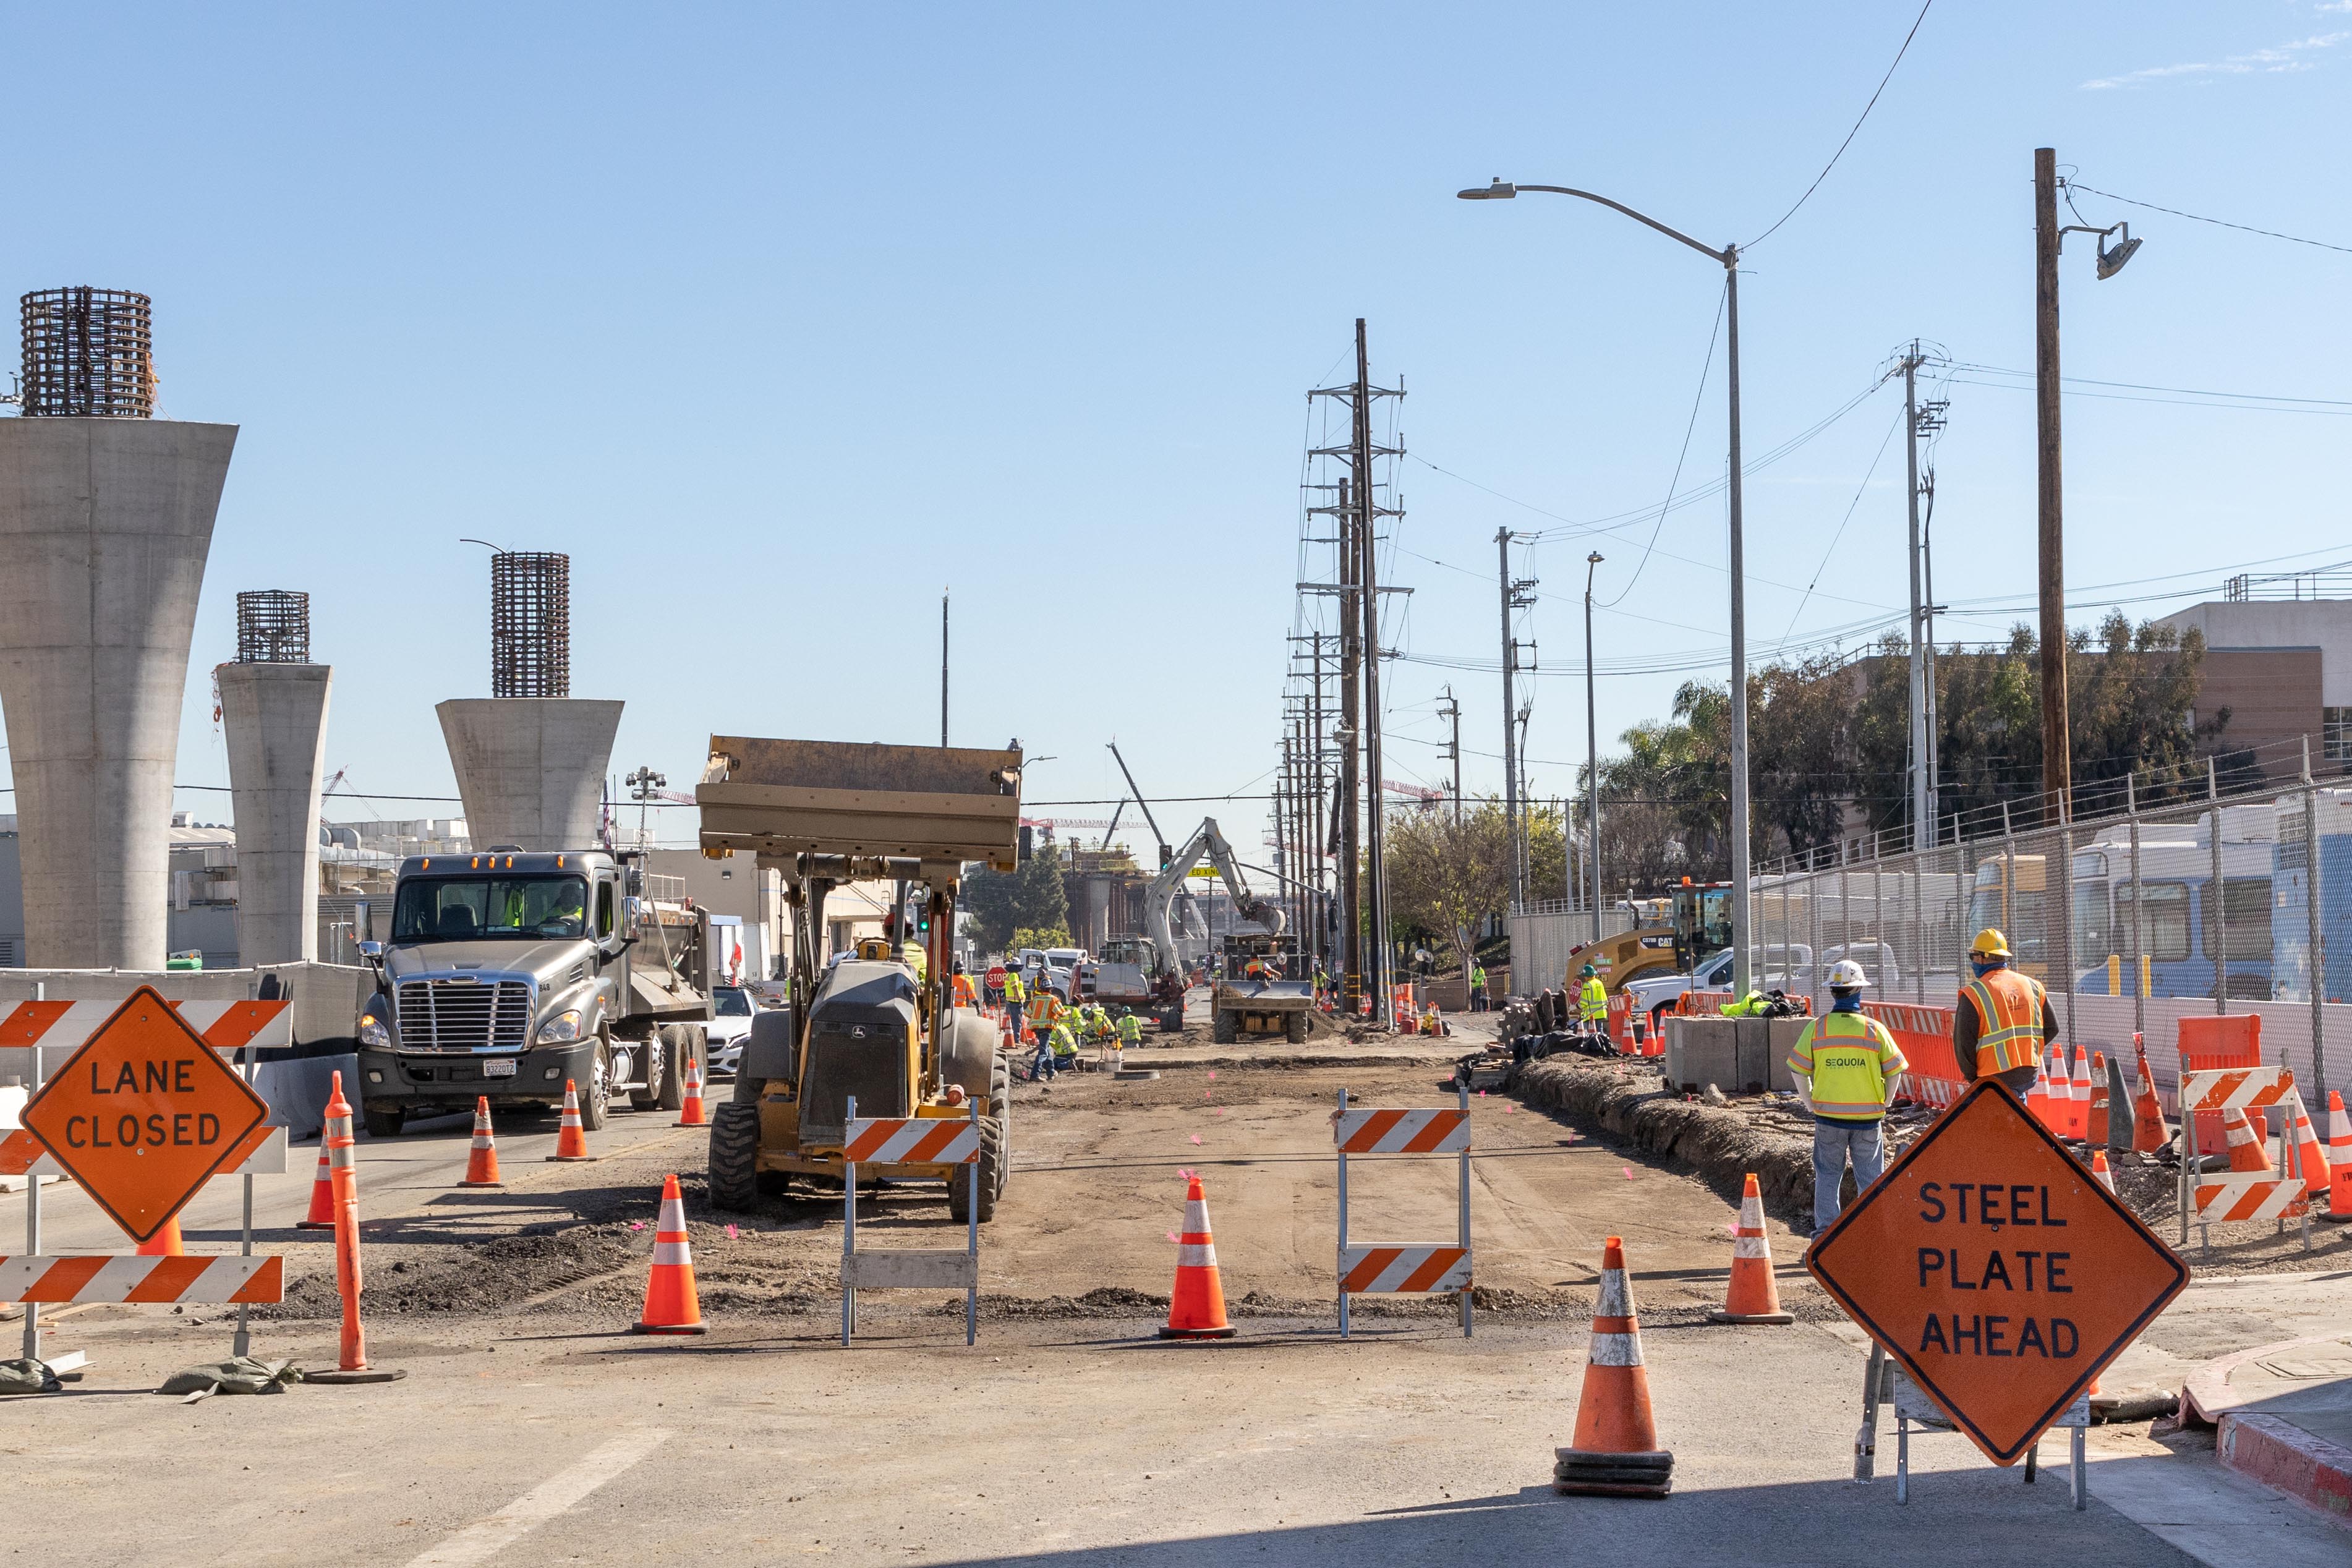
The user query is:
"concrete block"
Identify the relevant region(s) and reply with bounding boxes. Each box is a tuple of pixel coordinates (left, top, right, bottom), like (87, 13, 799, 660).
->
(437, 697, 623, 852)
(1664, 1015, 1739, 1095)
(258, 1053, 357, 1136)
(1766, 1018, 1808, 1094)
(217, 662, 333, 965)
(0, 418, 238, 968)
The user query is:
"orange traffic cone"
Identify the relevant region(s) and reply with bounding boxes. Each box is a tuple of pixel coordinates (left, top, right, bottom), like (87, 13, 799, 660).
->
(461, 1096, 503, 1187)
(674, 1054, 709, 1128)
(1709, 1174, 1792, 1326)
(2131, 1039, 2169, 1154)
(632, 1174, 707, 1335)
(2086, 1051, 2111, 1147)
(296, 1144, 336, 1229)
(547, 1080, 595, 1162)
(2026, 1048, 2055, 1130)
(2289, 1095, 2331, 1201)
(1158, 1174, 1235, 1340)
(306, 1070, 405, 1385)
(2066, 1047, 2092, 1141)
(135, 1214, 185, 1256)
(2325, 1092, 2351, 1222)
(1554, 1236, 1672, 1498)
(2223, 1109, 2272, 1174)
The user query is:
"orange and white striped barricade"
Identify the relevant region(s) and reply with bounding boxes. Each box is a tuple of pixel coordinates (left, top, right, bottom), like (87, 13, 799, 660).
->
(4, 984, 290, 1366)
(2179, 1063, 2307, 1253)
(1333, 1085, 1473, 1339)
(0, 1254, 284, 1306)
(841, 1096, 984, 1346)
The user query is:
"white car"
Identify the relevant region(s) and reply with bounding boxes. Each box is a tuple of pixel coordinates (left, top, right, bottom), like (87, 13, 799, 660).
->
(705, 985, 756, 1075)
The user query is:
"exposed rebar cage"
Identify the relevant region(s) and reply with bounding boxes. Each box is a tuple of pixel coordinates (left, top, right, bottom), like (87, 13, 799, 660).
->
(234, 590, 312, 663)
(490, 551, 570, 697)
(20, 288, 154, 417)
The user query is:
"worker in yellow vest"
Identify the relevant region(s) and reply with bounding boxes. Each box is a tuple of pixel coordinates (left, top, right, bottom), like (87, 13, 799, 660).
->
(1470, 963, 1488, 1012)
(1002, 968, 1028, 1039)
(1786, 958, 1909, 1233)
(1953, 929, 2058, 1098)
(1578, 964, 1609, 1037)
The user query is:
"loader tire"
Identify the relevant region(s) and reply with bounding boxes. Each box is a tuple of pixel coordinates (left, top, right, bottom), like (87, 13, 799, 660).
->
(946, 1098, 1004, 1225)
(707, 1100, 761, 1212)
(652, 1025, 689, 1113)
(1284, 1010, 1308, 1044)
(991, 1052, 1012, 1199)
(1211, 1007, 1237, 1045)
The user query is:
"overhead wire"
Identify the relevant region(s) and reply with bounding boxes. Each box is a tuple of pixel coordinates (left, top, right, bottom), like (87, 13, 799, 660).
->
(1745, 0, 1936, 249)
(2064, 181, 2352, 259)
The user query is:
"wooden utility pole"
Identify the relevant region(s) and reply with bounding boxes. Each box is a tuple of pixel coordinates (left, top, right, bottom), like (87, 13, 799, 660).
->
(1440, 685, 1462, 827)
(1338, 466, 1363, 1017)
(1498, 529, 1523, 912)
(2034, 147, 2071, 822)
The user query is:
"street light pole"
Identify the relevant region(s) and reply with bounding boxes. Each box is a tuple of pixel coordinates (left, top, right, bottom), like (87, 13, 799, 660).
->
(1583, 552, 1604, 944)
(1460, 177, 1750, 995)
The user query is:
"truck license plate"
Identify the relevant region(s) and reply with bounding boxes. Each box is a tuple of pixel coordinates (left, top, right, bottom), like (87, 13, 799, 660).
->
(483, 1058, 518, 1078)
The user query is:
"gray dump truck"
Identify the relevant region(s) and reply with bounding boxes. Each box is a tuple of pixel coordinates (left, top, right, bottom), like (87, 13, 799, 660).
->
(354, 848, 711, 1136)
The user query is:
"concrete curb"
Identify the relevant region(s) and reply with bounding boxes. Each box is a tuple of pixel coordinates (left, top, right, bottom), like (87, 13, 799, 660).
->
(2218, 1413, 2352, 1527)
(2180, 1332, 2350, 1425)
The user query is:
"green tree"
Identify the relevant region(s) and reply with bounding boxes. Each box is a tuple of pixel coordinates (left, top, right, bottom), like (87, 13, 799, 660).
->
(1384, 798, 1512, 980)
(960, 843, 1073, 953)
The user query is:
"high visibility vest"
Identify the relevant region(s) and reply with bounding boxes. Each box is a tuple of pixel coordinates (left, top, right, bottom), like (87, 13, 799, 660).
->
(952, 974, 977, 1005)
(1117, 1014, 1143, 1044)
(1003, 974, 1026, 1003)
(1471, 967, 1487, 988)
(1048, 1024, 1076, 1058)
(1787, 1010, 1909, 1120)
(1961, 968, 2047, 1075)
(1579, 978, 1609, 1023)
(1032, 994, 1061, 1024)
(1721, 991, 1768, 1017)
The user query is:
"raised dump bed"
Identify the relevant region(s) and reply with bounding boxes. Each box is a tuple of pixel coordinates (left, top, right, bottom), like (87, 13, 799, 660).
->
(696, 736, 1023, 871)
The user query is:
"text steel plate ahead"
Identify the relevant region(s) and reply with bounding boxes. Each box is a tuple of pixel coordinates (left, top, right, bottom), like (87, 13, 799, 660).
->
(19, 986, 271, 1242)
(1805, 1078, 2189, 1465)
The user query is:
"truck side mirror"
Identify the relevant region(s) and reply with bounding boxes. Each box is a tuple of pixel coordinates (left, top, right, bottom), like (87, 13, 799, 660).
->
(357, 939, 383, 960)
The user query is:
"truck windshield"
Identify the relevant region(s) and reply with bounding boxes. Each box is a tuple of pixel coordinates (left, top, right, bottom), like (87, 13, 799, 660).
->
(393, 876, 590, 942)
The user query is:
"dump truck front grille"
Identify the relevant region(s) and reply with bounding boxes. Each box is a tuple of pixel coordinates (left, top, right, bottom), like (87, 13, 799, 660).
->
(396, 979, 534, 1052)
(798, 1038, 910, 1144)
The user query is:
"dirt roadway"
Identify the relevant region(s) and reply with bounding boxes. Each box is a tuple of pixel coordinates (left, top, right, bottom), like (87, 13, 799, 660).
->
(232, 1053, 1821, 1332)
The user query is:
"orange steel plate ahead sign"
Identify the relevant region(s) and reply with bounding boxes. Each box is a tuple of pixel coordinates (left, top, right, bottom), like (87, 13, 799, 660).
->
(20, 986, 270, 1243)
(1804, 1079, 2189, 1465)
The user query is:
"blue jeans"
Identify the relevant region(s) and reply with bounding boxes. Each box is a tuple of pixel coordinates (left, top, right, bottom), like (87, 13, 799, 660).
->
(1031, 1044, 1057, 1080)
(1812, 1117, 1886, 1232)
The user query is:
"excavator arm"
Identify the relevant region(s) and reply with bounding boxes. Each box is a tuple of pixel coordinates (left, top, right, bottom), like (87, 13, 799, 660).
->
(1144, 817, 1286, 973)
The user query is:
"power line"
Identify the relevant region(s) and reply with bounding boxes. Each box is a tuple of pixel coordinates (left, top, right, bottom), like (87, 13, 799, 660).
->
(1746, 0, 1936, 249)
(2065, 181, 2352, 258)
(1602, 278, 1726, 608)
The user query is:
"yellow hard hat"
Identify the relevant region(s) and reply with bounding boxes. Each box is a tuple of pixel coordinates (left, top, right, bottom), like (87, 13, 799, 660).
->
(1971, 929, 2011, 960)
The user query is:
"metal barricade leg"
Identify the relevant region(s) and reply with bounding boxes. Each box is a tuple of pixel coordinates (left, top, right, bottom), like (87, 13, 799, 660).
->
(2071, 1426, 2087, 1510)
(22, 981, 44, 1363)
(1336, 1088, 1350, 1339)
(1895, 1415, 1910, 1505)
(1458, 1078, 1472, 1340)
(966, 1097, 979, 1347)
(843, 1095, 858, 1347)
(1856, 1342, 1886, 1481)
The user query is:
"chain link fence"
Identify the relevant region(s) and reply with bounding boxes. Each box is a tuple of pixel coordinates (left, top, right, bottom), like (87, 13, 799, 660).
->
(1752, 783, 2344, 1112)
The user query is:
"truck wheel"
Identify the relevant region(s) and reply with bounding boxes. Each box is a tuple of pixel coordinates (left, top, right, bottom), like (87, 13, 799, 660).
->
(651, 1026, 687, 1112)
(363, 1104, 404, 1139)
(1285, 1010, 1308, 1044)
(708, 1100, 761, 1211)
(577, 1035, 612, 1131)
(1211, 1008, 1237, 1045)
(945, 1102, 1003, 1225)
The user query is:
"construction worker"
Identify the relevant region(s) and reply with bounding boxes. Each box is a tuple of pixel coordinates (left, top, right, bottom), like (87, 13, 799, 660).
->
(1030, 986, 1065, 1041)
(950, 961, 978, 1008)
(1115, 1005, 1143, 1052)
(1578, 963, 1609, 1040)
(1719, 990, 1771, 1017)
(1033, 1017, 1077, 1081)
(1786, 959, 1909, 1234)
(1002, 966, 1028, 1039)
(1470, 962, 1488, 1013)
(1954, 928, 2059, 1097)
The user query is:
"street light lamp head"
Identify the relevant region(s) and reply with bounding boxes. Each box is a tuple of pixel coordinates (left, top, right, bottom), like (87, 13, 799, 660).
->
(2096, 223, 2141, 280)
(1587, 552, 1604, 566)
(1457, 178, 1517, 200)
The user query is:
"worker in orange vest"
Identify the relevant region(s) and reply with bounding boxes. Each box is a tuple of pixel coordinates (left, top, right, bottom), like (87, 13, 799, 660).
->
(1953, 929, 2058, 1098)
(950, 961, 978, 1008)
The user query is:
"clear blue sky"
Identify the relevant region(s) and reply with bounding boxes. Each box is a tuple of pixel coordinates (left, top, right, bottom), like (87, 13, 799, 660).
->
(2, 2, 2343, 868)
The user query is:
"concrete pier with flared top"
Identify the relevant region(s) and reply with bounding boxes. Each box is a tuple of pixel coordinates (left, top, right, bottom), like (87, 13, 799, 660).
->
(437, 698, 623, 853)
(0, 418, 237, 969)
(217, 662, 332, 964)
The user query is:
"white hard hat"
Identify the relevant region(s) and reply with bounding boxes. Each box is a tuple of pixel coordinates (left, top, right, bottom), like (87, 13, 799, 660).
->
(1827, 958, 1872, 990)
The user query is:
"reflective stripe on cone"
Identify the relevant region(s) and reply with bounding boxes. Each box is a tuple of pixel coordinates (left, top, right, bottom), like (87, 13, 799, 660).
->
(633, 1174, 705, 1335)
(1159, 1175, 1235, 1340)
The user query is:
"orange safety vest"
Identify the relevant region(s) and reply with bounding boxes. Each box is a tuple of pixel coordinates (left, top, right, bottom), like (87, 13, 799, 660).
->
(1961, 967, 2047, 1075)
(952, 973, 978, 1006)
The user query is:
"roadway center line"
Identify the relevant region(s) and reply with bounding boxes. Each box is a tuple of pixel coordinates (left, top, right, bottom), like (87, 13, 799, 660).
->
(404, 1427, 670, 1567)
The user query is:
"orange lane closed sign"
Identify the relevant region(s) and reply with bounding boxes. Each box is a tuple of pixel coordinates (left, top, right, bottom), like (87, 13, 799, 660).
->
(1804, 1078, 2189, 1465)
(20, 986, 271, 1243)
